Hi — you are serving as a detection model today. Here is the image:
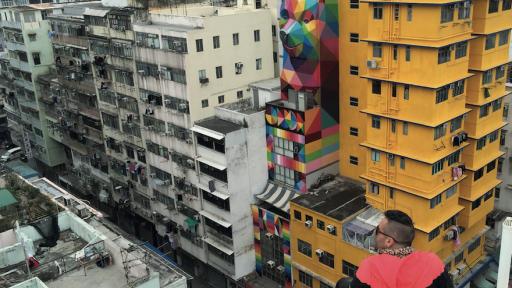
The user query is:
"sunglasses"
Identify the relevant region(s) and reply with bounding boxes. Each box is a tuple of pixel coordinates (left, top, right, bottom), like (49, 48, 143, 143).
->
(375, 225, 405, 244)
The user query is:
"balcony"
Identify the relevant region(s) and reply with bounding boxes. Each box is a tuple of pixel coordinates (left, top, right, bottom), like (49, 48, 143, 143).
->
(5, 41, 25, 51)
(14, 79, 33, 90)
(52, 35, 89, 49)
(179, 228, 204, 248)
(0, 0, 29, 7)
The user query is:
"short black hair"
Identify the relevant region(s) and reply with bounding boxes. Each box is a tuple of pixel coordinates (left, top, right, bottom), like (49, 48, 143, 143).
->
(384, 210, 415, 246)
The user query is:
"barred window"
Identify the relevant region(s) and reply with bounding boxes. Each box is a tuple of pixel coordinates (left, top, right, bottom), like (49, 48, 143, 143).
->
(113, 70, 134, 86)
(135, 32, 160, 49)
(150, 165, 172, 181)
(160, 66, 186, 84)
(143, 115, 166, 133)
(446, 150, 460, 165)
(101, 112, 119, 129)
(111, 41, 133, 58)
(164, 95, 189, 113)
(162, 36, 188, 53)
(136, 62, 159, 78)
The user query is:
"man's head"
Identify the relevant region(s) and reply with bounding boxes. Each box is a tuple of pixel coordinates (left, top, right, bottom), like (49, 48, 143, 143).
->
(375, 210, 415, 250)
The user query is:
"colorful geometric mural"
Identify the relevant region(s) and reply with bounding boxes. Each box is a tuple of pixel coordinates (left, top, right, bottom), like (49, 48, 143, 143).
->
(279, 0, 339, 121)
(266, 105, 339, 192)
(252, 205, 292, 288)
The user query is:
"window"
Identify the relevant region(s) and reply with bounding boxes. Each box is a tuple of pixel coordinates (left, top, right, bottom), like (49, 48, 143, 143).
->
(453, 80, 465, 96)
(254, 30, 261, 42)
(404, 85, 410, 99)
(372, 80, 382, 94)
(393, 45, 398, 60)
(319, 251, 335, 268)
(402, 122, 409, 135)
(482, 70, 493, 85)
(299, 271, 313, 287)
(501, 130, 508, 146)
(441, 4, 455, 23)
(496, 65, 506, 80)
(489, 0, 499, 13)
(214, 66, 223, 79)
(342, 261, 358, 278)
(480, 103, 491, 118)
(504, 0, 512, 10)
(428, 226, 440, 241)
(237, 90, 243, 99)
(196, 39, 203, 52)
(445, 186, 457, 198)
(472, 197, 482, 210)
(371, 149, 381, 162)
(294, 210, 302, 220)
(256, 58, 262, 70)
(400, 157, 406, 169)
(320, 282, 332, 288)
(201, 99, 209, 108)
(28, 33, 36, 41)
(476, 137, 487, 150)
(213, 36, 220, 49)
(434, 123, 447, 140)
(407, 5, 413, 21)
(350, 65, 359, 75)
(275, 164, 296, 186)
(450, 116, 463, 132)
(232, 33, 239, 45)
(32, 52, 40, 65)
(484, 190, 494, 201)
(432, 159, 444, 175)
(370, 182, 379, 194)
(391, 120, 397, 133)
(454, 252, 464, 264)
(350, 127, 359, 136)
(372, 116, 381, 129)
(455, 41, 468, 59)
(487, 160, 496, 172)
(273, 52, 278, 63)
(389, 188, 395, 198)
(468, 237, 481, 254)
(271, 25, 276, 37)
(496, 187, 501, 198)
(349, 156, 359, 165)
(458, 1, 471, 19)
(350, 97, 359, 106)
(317, 220, 325, 230)
(430, 194, 442, 209)
(446, 150, 460, 165)
(350, 0, 359, 9)
(488, 130, 499, 143)
(373, 43, 382, 58)
(373, 3, 383, 19)
(405, 46, 411, 61)
(350, 33, 359, 43)
(474, 167, 484, 181)
(436, 86, 449, 103)
(218, 95, 224, 104)
(485, 33, 497, 50)
(438, 46, 451, 64)
(298, 239, 312, 257)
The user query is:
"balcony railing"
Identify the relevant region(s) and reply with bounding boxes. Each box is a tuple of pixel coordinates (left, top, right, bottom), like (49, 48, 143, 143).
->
(206, 226, 233, 247)
(180, 229, 204, 248)
(52, 35, 89, 48)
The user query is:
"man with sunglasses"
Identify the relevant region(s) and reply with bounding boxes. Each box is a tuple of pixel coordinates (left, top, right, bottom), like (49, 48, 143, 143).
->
(337, 210, 453, 288)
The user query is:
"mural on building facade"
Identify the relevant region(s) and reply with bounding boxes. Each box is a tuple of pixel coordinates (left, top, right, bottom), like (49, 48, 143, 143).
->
(252, 205, 292, 288)
(266, 0, 339, 192)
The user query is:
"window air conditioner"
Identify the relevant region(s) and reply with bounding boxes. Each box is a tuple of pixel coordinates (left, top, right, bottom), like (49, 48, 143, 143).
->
(367, 59, 379, 69)
(326, 225, 336, 234)
(266, 260, 275, 268)
(305, 220, 313, 228)
(315, 249, 324, 257)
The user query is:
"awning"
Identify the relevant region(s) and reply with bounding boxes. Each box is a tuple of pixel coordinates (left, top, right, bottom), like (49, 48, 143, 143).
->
(197, 183, 230, 200)
(256, 182, 300, 213)
(199, 210, 231, 228)
(197, 157, 226, 171)
(191, 126, 224, 140)
(203, 236, 234, 255)
(83, 8, 109, 17)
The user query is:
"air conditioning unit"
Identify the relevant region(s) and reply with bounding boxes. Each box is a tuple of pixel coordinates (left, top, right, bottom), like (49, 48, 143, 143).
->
(449, 269, 460, 278)
(326, 225, 336, 234)
(315, 249, 324, 257)
(138, 70, 146, 75)
(164, 99, 171, 105)
(186, 159, 195, 168)
(149, 172, 156, 178)
(199, 77, 209, 84)
(265, 232, 273, 240)
(266, 260, 275, 268)
(276, 265, 285, 273)
(367, 59, 379, 69)
(194, 214, 200, 221)
(305, 220, 313, 228)
(186, 138, 193, 144)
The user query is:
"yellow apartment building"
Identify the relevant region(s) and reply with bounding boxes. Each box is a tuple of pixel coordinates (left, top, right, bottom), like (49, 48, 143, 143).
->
(310, 0, 512, 286)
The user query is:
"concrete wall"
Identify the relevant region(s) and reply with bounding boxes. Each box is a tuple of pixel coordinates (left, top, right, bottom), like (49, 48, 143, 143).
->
(497, 86, 512, 213)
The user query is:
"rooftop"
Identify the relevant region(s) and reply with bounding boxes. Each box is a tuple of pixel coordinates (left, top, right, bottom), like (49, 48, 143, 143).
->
(150, 3, 260, 18)
(291, 177, 367, 221)
(249, 77, 280, 91)
(195, 117, 243, 135)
